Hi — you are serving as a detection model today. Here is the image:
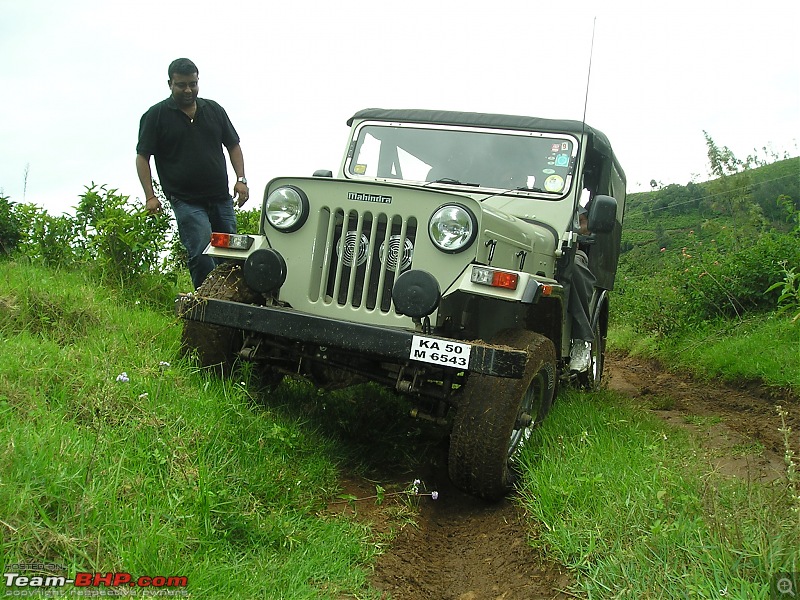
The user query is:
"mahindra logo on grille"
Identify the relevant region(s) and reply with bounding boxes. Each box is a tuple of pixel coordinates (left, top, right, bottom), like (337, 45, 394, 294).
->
(347, 192, 392, 204)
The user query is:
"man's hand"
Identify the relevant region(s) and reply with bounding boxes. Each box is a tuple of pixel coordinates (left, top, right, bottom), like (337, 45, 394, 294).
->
(233, 181, 249, 207)
(578, 212, 590, 236)
(145, 196, 162, 215)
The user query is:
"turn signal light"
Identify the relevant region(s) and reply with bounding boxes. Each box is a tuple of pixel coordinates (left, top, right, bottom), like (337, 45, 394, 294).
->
(210, 233, 253, 250)
(470, 266, 519, 290)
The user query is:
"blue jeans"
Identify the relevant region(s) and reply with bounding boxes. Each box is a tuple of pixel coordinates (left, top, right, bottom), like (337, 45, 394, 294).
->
(170, 196, 237, 289)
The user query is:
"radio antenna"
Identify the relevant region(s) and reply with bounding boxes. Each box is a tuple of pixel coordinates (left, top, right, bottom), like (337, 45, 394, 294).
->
(574, 17, 596, 214)
(581, 17, 597, 129)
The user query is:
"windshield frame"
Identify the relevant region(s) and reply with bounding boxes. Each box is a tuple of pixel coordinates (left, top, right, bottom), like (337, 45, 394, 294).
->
(344, 120, 581, 200)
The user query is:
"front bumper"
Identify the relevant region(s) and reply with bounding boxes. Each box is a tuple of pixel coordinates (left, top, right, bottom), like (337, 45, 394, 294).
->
(176, 295, 527, 378)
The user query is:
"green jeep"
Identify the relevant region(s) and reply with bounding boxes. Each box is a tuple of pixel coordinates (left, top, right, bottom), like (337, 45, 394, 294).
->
(177, 108, 626, 499)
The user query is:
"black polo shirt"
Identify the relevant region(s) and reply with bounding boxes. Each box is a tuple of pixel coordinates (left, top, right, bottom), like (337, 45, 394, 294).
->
(137, 97, 240, 203)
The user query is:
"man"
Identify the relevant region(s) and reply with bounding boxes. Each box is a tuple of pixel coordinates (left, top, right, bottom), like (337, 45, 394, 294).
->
(566, 201, 596, 373)
(557, 189, 596, 373)
(136, 57, 249, 289)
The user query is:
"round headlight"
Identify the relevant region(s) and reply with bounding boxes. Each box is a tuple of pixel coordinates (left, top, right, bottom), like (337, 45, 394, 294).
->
(428, 204, 477, 253)
(265, 186, 309, 232)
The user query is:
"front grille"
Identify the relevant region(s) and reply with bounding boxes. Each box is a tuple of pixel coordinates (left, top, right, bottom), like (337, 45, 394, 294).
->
(315, 208, 417, 312)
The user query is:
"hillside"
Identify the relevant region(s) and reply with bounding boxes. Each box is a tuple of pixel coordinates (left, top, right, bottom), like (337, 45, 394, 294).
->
(621, 156, 799, 253)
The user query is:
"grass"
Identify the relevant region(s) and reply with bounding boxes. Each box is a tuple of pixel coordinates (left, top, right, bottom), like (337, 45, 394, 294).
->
(682, 414, 724, 427)
(518, 390, 800, 599)
(2, 258, 798, 599)
(0, 262, 384, 598)
(609, 313, 800, 394)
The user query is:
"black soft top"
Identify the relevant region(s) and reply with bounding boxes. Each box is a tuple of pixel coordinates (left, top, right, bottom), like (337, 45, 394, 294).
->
(348, 108, 623, 181)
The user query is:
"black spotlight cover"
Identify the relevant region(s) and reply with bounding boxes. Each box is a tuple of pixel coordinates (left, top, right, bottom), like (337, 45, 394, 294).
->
(392, 270, 441, 318)
(244, 249, 287, 293)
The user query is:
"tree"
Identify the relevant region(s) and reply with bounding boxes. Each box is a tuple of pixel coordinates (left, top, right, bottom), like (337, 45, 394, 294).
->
(702, 131, 766, 248)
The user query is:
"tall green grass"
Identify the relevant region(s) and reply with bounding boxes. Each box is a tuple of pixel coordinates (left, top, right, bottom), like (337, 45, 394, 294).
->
(0, 262, 382, 598)
(2, 256, 798, 599)
(610, 313, 800, 391)
(518, 390, 799, 599)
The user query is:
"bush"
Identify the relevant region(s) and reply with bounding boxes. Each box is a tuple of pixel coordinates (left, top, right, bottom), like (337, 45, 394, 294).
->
(0, 195, 22, 257)
(613, 230, 800, 336)
(74, 184, 173, 283)
(6, 185, 184, 305)
(674, 232, 797, 320)
(13, 203, 79, 268)
(236, 206, 262, 234)
(766, 263, 800, 322)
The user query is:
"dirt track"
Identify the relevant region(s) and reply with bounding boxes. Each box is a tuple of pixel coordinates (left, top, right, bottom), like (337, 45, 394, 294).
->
(333, 352, 798, 600)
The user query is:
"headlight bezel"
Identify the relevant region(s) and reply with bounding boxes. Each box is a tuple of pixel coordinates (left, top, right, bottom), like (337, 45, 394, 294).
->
(264, 185, 309, 233)
(428, 203, 478, 254)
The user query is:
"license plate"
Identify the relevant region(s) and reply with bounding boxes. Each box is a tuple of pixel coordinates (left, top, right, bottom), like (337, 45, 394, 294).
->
(410, 335, 472, 368)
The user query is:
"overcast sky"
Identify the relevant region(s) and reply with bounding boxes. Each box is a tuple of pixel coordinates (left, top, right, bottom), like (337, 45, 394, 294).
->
(1, 0, 797, 216)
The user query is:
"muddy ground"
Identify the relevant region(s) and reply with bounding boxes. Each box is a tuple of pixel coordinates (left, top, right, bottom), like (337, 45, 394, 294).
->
(329, 351, 799, 600)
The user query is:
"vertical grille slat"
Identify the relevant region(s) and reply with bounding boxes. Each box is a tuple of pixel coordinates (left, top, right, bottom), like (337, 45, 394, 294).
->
(345, 212, 366, 305)
(360, 215, 380, 308)
(315, 207, 416, 313)
(316, 210, 338, 300)
(394, 219, 410, 279)
(373, 215, 394, 311)
(330, 209, 348, 305)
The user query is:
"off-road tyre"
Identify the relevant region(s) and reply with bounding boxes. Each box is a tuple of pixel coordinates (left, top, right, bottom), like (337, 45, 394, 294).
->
(448, 330, 556, 500)
(180, 262, 262, 376)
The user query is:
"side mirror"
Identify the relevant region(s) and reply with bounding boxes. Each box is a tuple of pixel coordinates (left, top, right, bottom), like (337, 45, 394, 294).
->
(588, 194, 617, 234)
(313, 169, 333, 178)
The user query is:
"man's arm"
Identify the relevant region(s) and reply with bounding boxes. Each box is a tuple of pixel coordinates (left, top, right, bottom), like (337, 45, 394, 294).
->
(136, 154, 161, 214)
(227, 143, 249, 207)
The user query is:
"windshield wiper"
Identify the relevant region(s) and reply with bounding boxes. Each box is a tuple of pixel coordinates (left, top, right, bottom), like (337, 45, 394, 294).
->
(426, 177, 481, 187)
(477, 185, 548, 202)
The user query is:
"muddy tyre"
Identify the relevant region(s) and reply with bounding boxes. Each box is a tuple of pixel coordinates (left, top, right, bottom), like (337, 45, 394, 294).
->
(449, 330, 556, 500)
(180, 262, 261, 376)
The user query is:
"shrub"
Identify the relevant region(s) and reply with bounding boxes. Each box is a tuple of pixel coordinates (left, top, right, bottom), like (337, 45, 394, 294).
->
(74, 184, 173, 283)
(0, 195, 22, 257)
(13, 203, 78, 268)
(613, 230, 800, 336)
(236, 206, 262, 234)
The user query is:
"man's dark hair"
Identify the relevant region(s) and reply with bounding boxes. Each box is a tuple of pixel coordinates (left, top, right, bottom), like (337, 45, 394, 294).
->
(168, 58, 198, 80)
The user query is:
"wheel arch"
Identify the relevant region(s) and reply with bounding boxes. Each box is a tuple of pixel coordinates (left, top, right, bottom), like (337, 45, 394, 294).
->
(524, 295, 564, 359)
(590, 289, 610, 337)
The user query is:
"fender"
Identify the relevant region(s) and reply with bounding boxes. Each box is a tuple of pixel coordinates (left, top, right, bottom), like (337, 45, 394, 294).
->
(590, 289, 609, 332)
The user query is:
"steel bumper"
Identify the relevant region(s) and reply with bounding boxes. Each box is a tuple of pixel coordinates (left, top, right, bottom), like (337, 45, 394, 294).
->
(176, 295, 527, 378)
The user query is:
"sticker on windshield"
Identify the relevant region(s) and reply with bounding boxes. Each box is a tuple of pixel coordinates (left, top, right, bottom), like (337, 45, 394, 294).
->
(542, 168, 555, 174)
(353, 164, 367, 175)
(544, 174, 564, 193)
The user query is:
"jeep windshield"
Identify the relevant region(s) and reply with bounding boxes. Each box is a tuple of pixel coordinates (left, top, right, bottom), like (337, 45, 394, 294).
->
(346, 121, 578, 197)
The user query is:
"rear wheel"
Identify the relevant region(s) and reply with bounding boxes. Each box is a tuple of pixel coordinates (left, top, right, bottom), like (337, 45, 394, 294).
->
(180, 263, 262, 376)
(448, 330, 556, 500)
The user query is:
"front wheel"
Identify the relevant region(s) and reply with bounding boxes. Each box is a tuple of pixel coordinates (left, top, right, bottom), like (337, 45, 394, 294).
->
(180, 262, 261, 376)
(448, 330, 556, 500)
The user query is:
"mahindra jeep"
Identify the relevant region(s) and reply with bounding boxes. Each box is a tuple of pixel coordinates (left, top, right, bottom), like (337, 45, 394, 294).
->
(177, 108, 626, 499)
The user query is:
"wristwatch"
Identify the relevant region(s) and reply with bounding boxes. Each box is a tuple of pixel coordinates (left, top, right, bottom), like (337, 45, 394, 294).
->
(237, 176, 247, 185)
